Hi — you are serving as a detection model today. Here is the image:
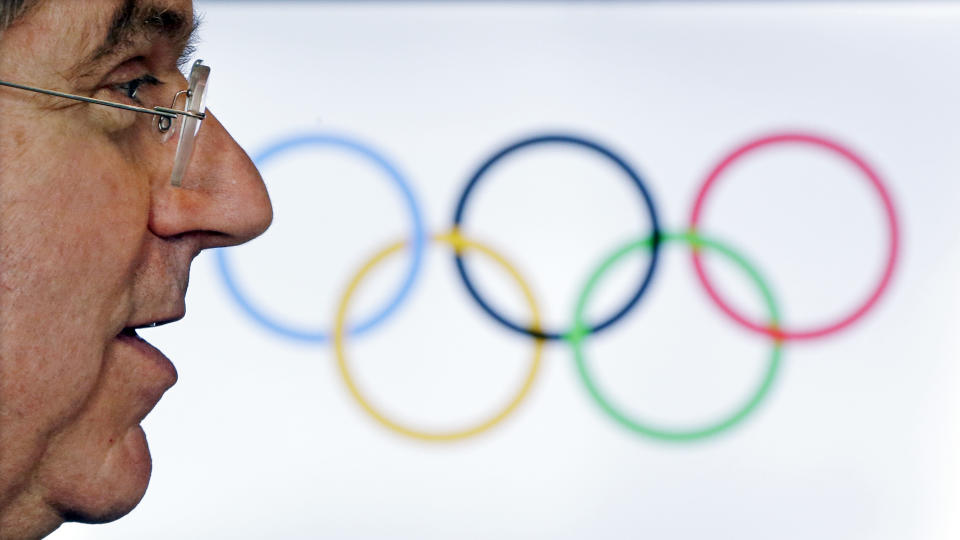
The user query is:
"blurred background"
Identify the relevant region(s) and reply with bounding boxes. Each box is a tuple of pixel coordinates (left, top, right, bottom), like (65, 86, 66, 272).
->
(54, 1, 959, 539)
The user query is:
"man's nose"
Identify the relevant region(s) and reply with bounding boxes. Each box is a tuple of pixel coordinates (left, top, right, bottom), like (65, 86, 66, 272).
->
(148, 111, 273, 247)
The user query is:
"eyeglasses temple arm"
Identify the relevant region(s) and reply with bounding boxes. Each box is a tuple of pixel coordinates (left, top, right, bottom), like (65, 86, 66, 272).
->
(0, 80, 205, 120)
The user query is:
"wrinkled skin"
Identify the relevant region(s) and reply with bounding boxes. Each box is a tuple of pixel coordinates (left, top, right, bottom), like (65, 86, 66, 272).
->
(0, 1, 272, 537)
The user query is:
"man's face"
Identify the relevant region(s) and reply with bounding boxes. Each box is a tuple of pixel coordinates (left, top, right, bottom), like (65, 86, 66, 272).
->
(0, 0, 272, 536)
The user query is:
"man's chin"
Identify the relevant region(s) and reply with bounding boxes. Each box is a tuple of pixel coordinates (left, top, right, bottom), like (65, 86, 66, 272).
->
(48, 426, 153, 525)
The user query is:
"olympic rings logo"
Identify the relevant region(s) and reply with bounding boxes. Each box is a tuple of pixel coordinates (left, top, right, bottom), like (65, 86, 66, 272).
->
(217, 131, 900, 443)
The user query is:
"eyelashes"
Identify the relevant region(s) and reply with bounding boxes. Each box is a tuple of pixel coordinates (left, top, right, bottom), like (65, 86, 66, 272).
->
(114, 74, 162, 103)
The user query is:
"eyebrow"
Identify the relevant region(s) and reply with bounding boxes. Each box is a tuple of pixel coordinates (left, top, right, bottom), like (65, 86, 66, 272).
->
(71, 0, 201, 79)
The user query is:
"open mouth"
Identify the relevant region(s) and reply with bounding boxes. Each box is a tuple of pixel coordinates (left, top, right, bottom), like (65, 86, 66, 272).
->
(119, 326, 144, 339)
(119, 317, 180, 339)
(115, 324, 166, 353)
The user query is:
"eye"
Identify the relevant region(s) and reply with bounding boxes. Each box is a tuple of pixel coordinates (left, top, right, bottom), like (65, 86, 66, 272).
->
(114, 74, 161, 103)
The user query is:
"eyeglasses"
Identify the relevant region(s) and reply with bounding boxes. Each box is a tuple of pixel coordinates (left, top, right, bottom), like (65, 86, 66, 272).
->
(0, 59, 210, 187)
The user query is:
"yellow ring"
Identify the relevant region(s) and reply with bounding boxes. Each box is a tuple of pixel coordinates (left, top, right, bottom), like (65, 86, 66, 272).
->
(333, 230, 544, 442)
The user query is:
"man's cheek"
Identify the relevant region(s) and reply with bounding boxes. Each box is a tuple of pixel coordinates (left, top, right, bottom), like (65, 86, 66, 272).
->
(12, 138, 148, 297)
(1, 333, 108, 429)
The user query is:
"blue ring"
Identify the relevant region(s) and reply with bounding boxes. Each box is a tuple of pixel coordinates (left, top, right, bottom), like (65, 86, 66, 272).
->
(216, 133, 427, 343)
(452, 133, 662, 341)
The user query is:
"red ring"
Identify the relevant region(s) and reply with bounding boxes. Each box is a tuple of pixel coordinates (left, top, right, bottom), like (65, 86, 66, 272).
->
(688, 132, 900, 341)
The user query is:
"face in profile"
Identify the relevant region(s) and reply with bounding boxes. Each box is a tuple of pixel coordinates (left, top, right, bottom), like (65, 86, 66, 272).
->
(0, 0, 272, 537)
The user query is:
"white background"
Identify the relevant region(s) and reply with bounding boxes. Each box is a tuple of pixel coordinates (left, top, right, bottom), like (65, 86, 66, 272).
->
(54, 2, 960, 539)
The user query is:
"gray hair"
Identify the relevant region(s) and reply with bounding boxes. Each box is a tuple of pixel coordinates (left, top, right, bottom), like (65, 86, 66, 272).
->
(0, 0, 39, 34)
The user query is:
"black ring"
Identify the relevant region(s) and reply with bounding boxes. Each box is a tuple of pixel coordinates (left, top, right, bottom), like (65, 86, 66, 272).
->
(452, 133, 662, 340)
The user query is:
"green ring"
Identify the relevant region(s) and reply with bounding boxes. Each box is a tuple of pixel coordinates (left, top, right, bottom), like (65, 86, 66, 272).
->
(567, 231, 783, 442)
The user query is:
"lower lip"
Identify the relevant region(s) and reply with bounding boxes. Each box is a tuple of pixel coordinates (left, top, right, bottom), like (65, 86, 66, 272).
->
(115, 331, 179, 394)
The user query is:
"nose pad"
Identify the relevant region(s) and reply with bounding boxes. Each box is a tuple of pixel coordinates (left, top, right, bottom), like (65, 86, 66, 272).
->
(158, 115, 176, 142)
(161, 118, 178, 143)
(158, 89, 190, 143)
